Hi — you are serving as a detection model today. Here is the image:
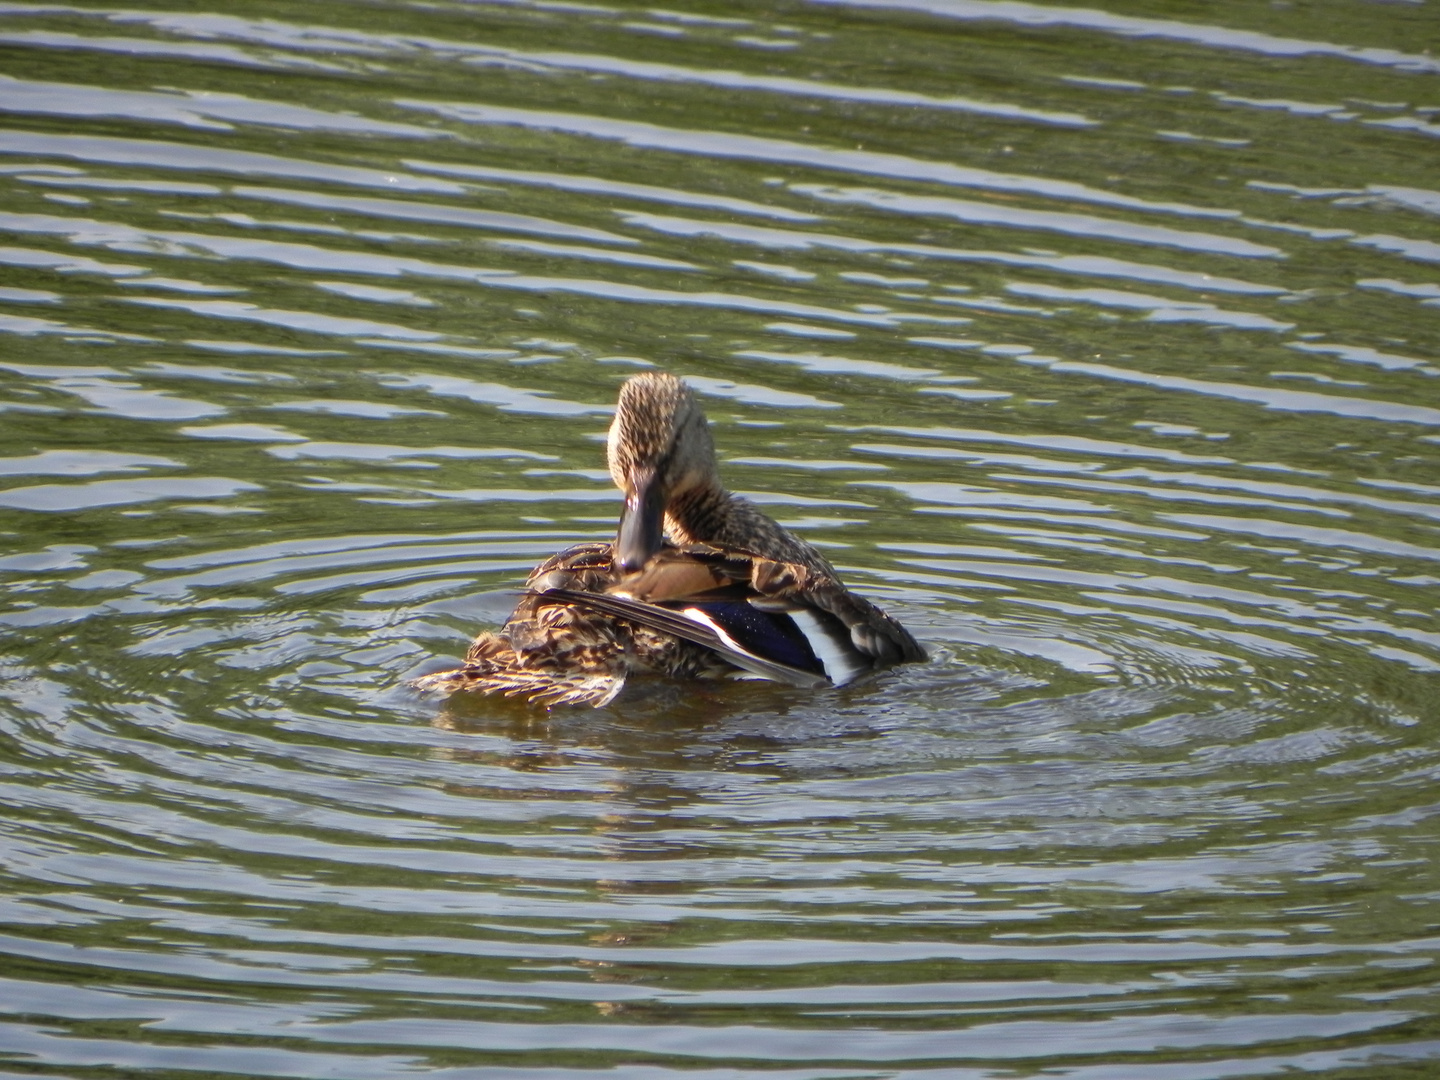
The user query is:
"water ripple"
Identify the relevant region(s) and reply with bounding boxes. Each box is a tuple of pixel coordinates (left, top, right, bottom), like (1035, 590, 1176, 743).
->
(2, 0, 1438, 1074)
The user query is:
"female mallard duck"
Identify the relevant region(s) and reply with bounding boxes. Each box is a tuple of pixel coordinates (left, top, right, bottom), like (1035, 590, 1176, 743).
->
(412, 372, 925, 707)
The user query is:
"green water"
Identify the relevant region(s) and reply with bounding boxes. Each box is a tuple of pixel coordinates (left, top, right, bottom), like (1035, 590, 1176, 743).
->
(2, 0, 1439, 1076)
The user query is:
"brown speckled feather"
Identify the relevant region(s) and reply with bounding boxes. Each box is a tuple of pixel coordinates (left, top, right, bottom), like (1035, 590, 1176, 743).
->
(411, 372, 924, 707)
(410, 542, 730, 706)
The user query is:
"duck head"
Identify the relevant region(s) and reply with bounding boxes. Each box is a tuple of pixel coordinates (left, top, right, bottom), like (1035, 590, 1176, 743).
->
(607, 373, 719, 573)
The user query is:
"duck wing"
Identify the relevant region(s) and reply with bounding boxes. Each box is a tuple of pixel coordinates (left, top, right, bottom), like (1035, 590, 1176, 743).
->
(743, 553, 927, 669)
(541, 546, 887, 688)
(540, 586, 831, 689)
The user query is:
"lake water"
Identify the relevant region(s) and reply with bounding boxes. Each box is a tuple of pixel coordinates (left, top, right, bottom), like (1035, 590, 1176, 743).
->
(2, 0, 1440, 1076)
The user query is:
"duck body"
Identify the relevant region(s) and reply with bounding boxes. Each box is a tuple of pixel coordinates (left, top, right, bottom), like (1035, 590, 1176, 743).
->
(410, 541, 730, 707)
(412, 373, 925, 707)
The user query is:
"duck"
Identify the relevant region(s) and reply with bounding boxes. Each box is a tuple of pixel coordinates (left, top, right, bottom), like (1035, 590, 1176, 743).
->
(411, 372, 925, 707)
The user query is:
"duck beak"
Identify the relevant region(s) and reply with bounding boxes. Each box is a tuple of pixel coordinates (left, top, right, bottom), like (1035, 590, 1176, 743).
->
(616, 473, 666, 573)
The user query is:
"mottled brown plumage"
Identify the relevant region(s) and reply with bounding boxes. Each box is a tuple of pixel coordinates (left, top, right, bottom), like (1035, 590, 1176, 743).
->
(410, 542, 728, 706)
(411, 372, 925, 706)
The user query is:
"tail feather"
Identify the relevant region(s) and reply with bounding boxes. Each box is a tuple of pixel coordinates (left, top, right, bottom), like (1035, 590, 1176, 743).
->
(410, 665, 624, 707)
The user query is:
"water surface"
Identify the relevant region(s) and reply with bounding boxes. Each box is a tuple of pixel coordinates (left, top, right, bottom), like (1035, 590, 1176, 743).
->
(2, 0, 1439, 1076)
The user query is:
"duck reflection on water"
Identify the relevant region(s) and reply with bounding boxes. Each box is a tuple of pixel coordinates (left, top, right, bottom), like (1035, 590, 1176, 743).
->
(412, 372, 925, 706)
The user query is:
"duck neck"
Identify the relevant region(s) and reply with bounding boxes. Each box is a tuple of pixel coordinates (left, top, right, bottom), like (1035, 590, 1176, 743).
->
(664, 482, 738, 547)
(665, 482, 811, 564)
